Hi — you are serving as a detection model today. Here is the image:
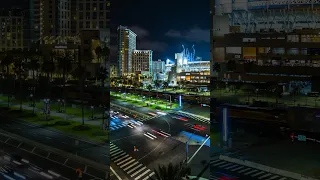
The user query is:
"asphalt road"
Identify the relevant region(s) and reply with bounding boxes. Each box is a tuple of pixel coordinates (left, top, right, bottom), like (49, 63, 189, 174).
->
(0, 151, 47, 180)
(0, 118, 109, 179)
(210, 158, 296, 180)
(0, 118, 109, 165)
(109, 110, 210, 179)
(0, 136, 102, 179)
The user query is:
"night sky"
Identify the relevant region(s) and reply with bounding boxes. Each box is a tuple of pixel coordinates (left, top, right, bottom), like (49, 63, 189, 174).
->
(111, 0, 210, 62)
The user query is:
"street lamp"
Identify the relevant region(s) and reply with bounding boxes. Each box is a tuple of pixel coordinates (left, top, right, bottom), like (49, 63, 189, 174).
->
(57, 99, 61, 113)
(90, 105, 95, 120)
(29, 94, 33, 107)
(43, 98, 50, 123)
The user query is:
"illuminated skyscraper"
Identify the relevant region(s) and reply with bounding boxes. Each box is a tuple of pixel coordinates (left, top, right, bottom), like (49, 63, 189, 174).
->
(132, 50, 153, 76)
(0, 9, 24, 51)
(117, 25, 137, 76)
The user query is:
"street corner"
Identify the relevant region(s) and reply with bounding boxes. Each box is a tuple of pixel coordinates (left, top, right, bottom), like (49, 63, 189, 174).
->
(175, 131, 210, 147)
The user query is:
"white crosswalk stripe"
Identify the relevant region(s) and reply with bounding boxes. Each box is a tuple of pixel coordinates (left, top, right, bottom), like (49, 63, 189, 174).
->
(110, 121, 128, 131)
(140, 115, 163, 122)
(171, 111, 210, 124)
(110, 142, 154, 180)
(210, 158, 294, 180)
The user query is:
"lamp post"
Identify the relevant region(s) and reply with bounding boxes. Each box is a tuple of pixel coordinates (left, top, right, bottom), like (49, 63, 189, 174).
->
(28, 86, 36, 114)
(57, 99, 61, 113)
(90, 105, 94, 120)
(43, 98, 50, 123)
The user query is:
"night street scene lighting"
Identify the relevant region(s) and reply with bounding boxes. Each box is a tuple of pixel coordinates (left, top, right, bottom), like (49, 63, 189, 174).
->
(108, 0, 210, 179)
(211, 0, 320, 179)
(0, 0, 111, 179)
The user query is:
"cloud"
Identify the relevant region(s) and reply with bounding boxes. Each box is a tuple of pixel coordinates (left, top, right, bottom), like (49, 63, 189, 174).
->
(129, 26, 168, 52)
(165, 26, 210, 43)
(139, 41, 168, 52)
(129, 26, 149, 38)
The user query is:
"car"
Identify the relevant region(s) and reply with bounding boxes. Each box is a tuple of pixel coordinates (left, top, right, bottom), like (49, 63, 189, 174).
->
(172, 116, 188, 121)
(193, 124, 206, 131)
(216, 172, 238, 180)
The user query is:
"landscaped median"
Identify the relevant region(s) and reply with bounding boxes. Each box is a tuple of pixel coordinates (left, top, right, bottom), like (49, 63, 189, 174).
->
(110, 91, 179, 110)
(0, 105, 108, 143)
(0, 94, 104, 119)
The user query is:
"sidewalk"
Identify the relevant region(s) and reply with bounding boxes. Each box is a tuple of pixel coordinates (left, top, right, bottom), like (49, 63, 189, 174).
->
(112, 99, 210, 121)
(0, 100, 103, 126)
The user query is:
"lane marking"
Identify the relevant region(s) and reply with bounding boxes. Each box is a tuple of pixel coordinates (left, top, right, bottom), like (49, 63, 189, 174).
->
(48, 170, 61, 177)
(134, 169, 151, 180)
(114, 155, 129, 163)
(123, 161, 138, 171)
(127, 164, 143, 174)
(146, 132, 157, 139)
(110, 166, 121, 180)
(143, 133, 154, 140)
(120, 159, 135, 168)
(130, 166, 146, 177)
(40, 172, 53, 179)
(117, 157, 132, 166)
(143, 172, 155, 180)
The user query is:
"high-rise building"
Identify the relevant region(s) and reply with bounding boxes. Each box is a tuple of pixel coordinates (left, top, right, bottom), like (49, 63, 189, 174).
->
(0, 9, 24, 51)
(71, 0, 110, 35)
(30, 0, 110, 39)
(132, 50, 153, 76)
(117, 25, 137, 76)
(213, 0, 320, 95)
(152, 59, 165, 74)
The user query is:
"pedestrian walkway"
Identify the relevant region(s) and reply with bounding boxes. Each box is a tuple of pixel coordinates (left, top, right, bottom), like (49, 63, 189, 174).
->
(210, 158, 294, 180)
(139, 115, 163, 122)
(110, 118, 128, 131)
(0, 164, 13, 174)
(110, 143, 155, 180)
(0, 101, 103, 126)
(171, 111, 210, 124)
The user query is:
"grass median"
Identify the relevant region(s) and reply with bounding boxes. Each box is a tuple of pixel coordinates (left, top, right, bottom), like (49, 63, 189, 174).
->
(0, 94, 103, 119)
(111, 92, 179, 110)
(0, 105, 108, 143)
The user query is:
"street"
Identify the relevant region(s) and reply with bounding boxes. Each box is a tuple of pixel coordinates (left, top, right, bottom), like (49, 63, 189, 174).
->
(0, 118, 109, 165)
(0, 134, 105, 179)
(210, 157, 296, 180)
(109, 109, 210, 179)
(0, 117, 109, 179)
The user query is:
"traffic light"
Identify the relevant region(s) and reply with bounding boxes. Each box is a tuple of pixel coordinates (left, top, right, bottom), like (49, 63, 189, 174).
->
(290, 132, 294, 141)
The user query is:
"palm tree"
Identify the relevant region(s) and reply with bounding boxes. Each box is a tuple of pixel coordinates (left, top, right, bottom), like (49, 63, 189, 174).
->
(267, 83, 283, 106)
(147, 84, 152, 100)
(1, 51, 14, 107)
(41, 57, 55, 98)
(240, 84, 256, 103)
(97, 66, 108, 129)
(152, 162, 191, 180)
(163, 81, 169, 92)
(26, 54, 41, 114)
(12, 49, 27, 111)
(71, 65, 88, 125)
(57, 51, 73, 114)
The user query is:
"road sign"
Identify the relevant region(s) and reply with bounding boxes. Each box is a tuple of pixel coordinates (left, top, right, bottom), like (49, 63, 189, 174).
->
(297, 135, 306, 141)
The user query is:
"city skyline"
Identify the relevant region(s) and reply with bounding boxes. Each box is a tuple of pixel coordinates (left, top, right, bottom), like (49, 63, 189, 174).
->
(111, 0, 210, 61)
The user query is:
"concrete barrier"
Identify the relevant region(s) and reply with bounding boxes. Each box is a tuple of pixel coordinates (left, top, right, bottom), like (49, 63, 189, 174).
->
(219, 155, 319, 180)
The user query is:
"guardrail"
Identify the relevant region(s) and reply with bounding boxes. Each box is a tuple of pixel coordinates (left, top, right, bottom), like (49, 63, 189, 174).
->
(0, 130, 109, 174)
(219, 155, 319, 180)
